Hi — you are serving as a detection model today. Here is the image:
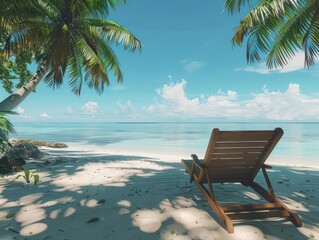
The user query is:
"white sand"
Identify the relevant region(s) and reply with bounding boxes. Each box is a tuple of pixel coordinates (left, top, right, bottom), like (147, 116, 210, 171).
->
(0, 147, 318, 240)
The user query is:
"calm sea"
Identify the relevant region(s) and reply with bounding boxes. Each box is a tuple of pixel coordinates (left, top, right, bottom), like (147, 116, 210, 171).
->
(12, 122, 319, 167)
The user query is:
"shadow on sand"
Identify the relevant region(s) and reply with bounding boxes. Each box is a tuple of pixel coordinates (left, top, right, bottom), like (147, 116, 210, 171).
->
(0, 149, 318, 240)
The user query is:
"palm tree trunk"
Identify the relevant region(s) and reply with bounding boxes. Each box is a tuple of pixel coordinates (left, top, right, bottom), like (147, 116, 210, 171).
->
(0, 63, 48, 111)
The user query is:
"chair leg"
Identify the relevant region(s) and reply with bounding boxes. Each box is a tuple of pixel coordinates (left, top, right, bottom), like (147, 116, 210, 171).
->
(193, 179, 234, 233)
(250, 181, 302, 227)
(260, 168, 302, 227)
(190, 163, 195, 183)
(205, 170, 214, 199)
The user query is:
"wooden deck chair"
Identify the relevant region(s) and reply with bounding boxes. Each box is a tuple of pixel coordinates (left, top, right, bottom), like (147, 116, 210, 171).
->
(181, 128, 302, 233)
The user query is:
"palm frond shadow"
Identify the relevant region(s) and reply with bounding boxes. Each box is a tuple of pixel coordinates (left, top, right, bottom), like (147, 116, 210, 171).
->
(0, 150, 317, 239)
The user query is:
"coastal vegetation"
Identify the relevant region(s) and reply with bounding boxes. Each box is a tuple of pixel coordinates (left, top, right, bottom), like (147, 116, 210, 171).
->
(0, 112, 15, 156)
(0, 0, 142, 111)
(225, 0, 319, 69)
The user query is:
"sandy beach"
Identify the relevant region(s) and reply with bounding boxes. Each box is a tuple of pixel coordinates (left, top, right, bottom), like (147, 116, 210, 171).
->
(0, 147, 318, 240)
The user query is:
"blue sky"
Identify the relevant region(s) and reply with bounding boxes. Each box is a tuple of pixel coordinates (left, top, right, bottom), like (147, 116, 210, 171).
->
(3, 0, 319, 122)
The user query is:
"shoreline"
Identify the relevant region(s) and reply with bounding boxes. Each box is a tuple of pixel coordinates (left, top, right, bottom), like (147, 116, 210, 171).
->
(1, 146, 318, 240)
(41, 144, 319, 170)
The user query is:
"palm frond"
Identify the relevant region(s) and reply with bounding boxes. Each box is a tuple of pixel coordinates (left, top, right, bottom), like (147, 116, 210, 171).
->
(3, 21, 49, 58)
(231, 0, 296, 46)
(67, 39, 84, 95)
(266, 1, 311, 68)
(84, 26, 123, 81)
(224, 0, 253, 14)
(85, 19, 142, 52)
(302, 2, 319, 67)
(0, 113, 16, 134)
(76, 35, 109, 94)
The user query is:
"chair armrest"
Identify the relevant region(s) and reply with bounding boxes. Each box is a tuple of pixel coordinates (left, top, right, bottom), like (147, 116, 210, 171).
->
(262, 164, 272, 169)
(191, 154, 206, 169)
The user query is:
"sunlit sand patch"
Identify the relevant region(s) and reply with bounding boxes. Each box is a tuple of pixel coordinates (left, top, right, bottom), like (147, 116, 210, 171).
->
(0, 197, 8, 206)
(172, 196, 194, 208)
(40, 200, 58, 207)
(49, 209, 61, 219)
(132, 209, 167, 233)
(16, 204, 46, 227)
(64, 207, 76, 217)
(20, 222, 47, 236)
(1, 200, 19, 208)
(19, 193, 43, 205)
(280, 196, 308, 212)
(159, 198, 173, 210)
(160, 223, 190, 240)
(293, 192, 306, 198)
(119, 208, 130, 215)
(171, 207, 213, 226)
(0, 210, 12, 219)
(290, 170, 305, 175)
(234, 226, 264, 239)
(51, 162, 145, 189)
(43, 196, 73, 205)
(243, 191, 261, 200)
(80, 199, 98, 208)
(105, 182, 126, 187)
(135, 173, 155, 177)
(117, 200, 131, 207)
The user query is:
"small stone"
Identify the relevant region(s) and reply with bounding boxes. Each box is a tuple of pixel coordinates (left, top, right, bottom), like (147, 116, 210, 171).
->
(87, 217, 99, 223)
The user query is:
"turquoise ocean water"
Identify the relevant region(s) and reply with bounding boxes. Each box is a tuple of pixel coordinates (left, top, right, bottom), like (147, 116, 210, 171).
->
(12, 122, 319, 167)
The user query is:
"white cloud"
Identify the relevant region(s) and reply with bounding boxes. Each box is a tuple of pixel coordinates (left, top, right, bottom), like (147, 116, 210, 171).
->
(117, 100, 137, 115)
(16, 107, 25, 114)
(155, 80, 199, 114)
(237, 51, 308, 74)
(81, 101, 99, 115)
(40, 113, 51, 119)
(66, 106, 73, 114)
(181, 59, 205, 73)
(147, 80, 319, 121)
(12, 107, 33, 120)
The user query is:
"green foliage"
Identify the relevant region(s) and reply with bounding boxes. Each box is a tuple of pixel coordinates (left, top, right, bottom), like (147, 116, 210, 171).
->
(0, 112, 15, 154)
(1, 0, 142, 96)
(224, 0, 319, 69)
(0, 30, 35, 94)
(15, 168, 40, 185)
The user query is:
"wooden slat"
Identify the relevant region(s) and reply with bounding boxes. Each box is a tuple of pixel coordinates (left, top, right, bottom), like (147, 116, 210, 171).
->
(209, 168, 256, 174)
(212, 153, 261, 158)
(209, 161, 257, 168)
(228, 210, 290, 220)
(216, 142, 268, 148)
(222, 203, 282, 213)
(213, 148, 264, 153)
(218, 131, 275, 141)
(209, 164, 258, 170)
(249, 128, 283, 181)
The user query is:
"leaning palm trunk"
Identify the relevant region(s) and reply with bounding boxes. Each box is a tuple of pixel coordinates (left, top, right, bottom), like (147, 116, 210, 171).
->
(0, 63, 48, 111)
(0, 64, 47, 155)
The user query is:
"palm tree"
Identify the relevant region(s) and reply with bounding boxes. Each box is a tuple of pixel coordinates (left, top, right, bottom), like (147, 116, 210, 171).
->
(0, 0, 141, 111)
(224, 0, 319, 69)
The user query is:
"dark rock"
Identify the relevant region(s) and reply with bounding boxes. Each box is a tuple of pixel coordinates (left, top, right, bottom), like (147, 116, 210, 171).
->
(0, 156, 24, 174)
(48, 142, 68, 148)
(6, 143, 44, 160)
(12, 139, 68, 148)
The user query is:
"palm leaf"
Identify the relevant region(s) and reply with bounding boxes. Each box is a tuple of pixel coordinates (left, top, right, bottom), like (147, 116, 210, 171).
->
(0, 113, 16, 134)
(85, 19, 142, 52)
(266, 1, 311, 68)
(302, 1, 319, 67)
(224, 0, 253, 14)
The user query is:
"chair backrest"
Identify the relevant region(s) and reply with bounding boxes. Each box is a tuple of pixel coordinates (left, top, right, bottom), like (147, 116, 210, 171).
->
(199, 128, 283, 183)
